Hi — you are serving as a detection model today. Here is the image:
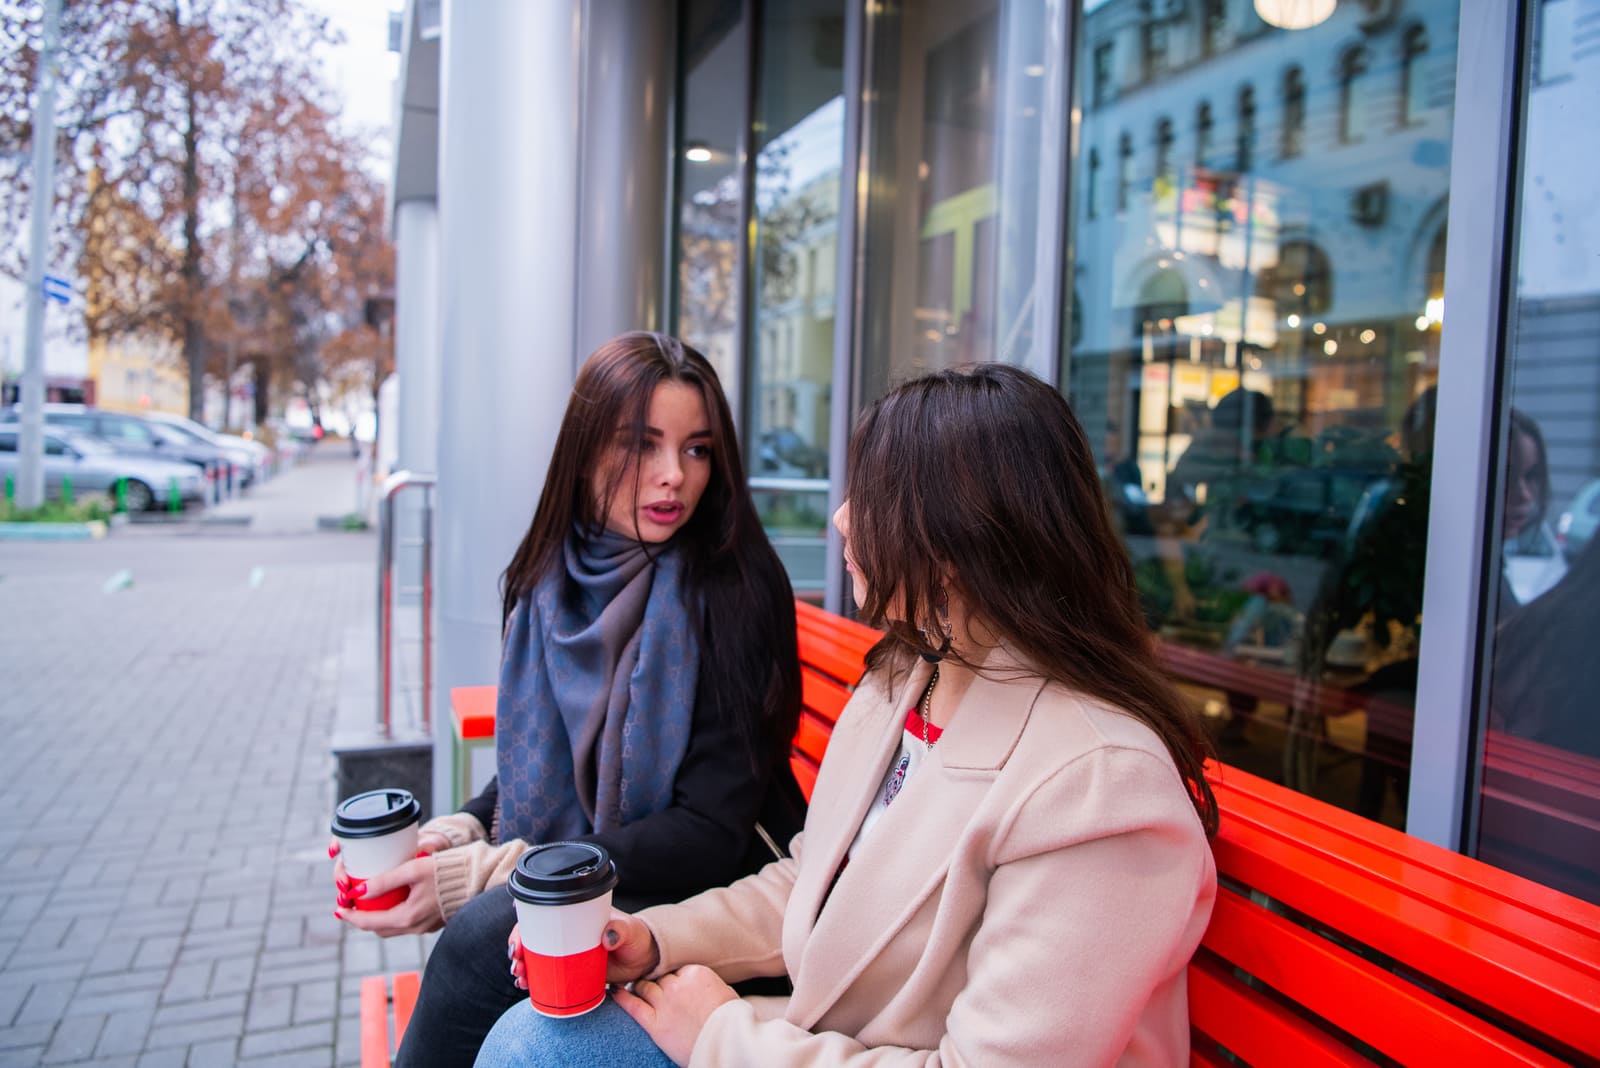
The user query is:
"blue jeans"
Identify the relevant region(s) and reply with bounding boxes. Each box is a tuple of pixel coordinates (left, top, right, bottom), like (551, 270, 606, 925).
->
(474, 995, 676, 1068)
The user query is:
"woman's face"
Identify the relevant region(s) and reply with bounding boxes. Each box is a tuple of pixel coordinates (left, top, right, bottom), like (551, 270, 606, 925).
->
(832, 499, 869, 609)
(597, 381, 713, 542)
(1504, 428, 1544, 540)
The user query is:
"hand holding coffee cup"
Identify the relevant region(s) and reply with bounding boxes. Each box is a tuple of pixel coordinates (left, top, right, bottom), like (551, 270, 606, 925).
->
(329, 827, 450, 900)
(508, 842, 620, 1018)
(330, 789, 422, 911)
(506, 910, 660, 992)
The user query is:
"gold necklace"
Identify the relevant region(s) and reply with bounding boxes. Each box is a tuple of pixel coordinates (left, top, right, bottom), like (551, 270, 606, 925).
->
(917, 664, 940, 752)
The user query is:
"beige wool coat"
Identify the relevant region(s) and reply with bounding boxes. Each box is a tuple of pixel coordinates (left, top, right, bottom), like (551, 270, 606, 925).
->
(637, 651, 1216, 1067)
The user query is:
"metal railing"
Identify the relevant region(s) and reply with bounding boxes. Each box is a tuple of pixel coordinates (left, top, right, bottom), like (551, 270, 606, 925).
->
(377, 470, 436, 739)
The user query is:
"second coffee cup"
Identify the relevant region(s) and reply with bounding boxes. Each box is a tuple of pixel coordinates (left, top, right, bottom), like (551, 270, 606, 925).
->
(509, 841, 620, 1018)
(331, 788, 422, 910)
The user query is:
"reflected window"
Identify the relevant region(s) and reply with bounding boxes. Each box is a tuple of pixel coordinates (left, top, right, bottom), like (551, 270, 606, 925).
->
(1196, 101, 1213, 167)
(1154, 117, 1175, 180)
(1094, 41, 1116, 107)
(1339, 45, 1370, 143)
(1236, 84, 1256, 172)
(1088, 148, 1101, 219)
(1281, 66, 1306, 159)
(1202, 0, 1228, 57)
(1400, 24, 1429, 126)
(1117, 132, 1135, 212)
(1142, 16, 1171, 83)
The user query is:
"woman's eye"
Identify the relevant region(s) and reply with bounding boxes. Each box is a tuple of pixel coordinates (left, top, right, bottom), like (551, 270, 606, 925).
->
(687, 444, 711, 459)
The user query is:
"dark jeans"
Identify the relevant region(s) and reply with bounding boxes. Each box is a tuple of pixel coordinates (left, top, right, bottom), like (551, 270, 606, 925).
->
(393, 889, 522, 1068)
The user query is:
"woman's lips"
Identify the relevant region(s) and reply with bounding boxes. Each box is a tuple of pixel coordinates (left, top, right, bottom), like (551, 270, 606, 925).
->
(644, 502, 683, 523)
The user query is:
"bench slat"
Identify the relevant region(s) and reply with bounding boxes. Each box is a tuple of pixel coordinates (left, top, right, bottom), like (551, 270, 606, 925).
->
(392, 971, 420, 1051)
(793, 711, 834, 767)
(1212, 789, 1600, 1058)
(1187, 955, 1367, 1067)
(800, 667, 852, 729)
(1211, 765, 1600, 954)
(1204, 889, 1564, 1066)
(791, 755, 818, 802)
(359, 975, 390, 1068)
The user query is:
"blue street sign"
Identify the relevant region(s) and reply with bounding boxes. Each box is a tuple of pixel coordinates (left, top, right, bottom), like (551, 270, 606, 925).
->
(42, 274, 73, 304)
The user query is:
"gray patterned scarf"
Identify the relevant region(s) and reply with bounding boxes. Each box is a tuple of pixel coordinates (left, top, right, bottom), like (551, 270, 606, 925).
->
(496, 527, 699, 843)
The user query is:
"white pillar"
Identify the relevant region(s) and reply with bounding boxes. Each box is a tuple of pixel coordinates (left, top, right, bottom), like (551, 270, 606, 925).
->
(394, 198, 440, 482)
(572, 0, 674, 360)
(433, 0, 583, 813)
(392, 198, 439, 730)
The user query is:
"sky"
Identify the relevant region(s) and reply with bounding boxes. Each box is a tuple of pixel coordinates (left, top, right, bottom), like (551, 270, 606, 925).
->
(307, 0, 404, 169)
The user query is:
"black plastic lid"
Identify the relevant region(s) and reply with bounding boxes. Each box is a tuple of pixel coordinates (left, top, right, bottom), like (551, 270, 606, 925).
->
(331, 789, 421, 839)
(508, 842, 618, 906)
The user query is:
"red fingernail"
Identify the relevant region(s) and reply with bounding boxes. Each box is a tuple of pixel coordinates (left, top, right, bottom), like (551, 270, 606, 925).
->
(350, 881, 366, 897)
(328, 843, 339, 858)
(416, 849, 428, 858)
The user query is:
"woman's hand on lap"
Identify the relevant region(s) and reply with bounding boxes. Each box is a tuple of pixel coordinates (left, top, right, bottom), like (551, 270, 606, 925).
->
(613, 965, 736, 1067)
(333, 855, 444, 936)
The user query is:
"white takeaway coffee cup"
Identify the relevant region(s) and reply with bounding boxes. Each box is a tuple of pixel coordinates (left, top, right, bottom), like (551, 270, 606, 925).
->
(509, 842, 620, 1018)
(331, 788, 422, 910)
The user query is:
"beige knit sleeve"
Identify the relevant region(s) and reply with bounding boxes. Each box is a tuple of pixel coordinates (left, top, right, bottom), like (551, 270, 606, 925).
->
(420, 812, 487, 849)
(430, 837, 529, 921)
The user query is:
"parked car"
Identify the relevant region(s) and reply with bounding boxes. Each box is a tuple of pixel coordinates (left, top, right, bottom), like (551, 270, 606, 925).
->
(756, 429, 827, 479)
(140, 410, 266, 486)
(0, 427, 206, 511)
(144, 420, 232, 475)
(2, 403, 169, 463)
(1233, 466, 1390, 557)
(1556, 478, 1600, 562)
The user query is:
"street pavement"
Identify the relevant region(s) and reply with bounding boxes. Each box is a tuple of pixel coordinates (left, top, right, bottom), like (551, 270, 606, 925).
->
(0, 445, 432, 1067)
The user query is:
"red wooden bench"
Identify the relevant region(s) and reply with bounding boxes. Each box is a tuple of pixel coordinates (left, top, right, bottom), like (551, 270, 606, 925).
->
(360, 600, 1600, 1067)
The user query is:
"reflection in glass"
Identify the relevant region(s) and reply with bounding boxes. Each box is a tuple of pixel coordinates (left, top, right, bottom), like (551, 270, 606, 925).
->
(857, 0, 1060, 400)
(1477, 4, 1600, 904)
(675, 0, 748, 393)
(747, 0, 845, 592)
(1068, 0, 1458, 828)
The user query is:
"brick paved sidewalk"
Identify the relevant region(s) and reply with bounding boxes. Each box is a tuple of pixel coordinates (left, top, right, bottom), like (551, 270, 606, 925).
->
(0, 447, 431, 1067)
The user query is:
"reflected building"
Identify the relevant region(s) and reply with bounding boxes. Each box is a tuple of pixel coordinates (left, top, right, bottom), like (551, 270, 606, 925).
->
(1073, 0, 1455, 506)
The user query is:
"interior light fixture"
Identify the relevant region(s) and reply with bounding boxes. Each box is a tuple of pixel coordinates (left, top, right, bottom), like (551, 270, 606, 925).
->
(685, 143, 713, 163)
(1253, 0, 1336, 30)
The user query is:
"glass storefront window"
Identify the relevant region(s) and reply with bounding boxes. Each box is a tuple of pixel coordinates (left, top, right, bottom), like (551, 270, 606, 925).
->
(747, 0, 846, 596)
(856, 0, 1062, 400)
(673, 0, 844, 596)
(675, 0, 749, 394)
(1474, 0, 1600, 905)
(1066, 0, 1459, 827)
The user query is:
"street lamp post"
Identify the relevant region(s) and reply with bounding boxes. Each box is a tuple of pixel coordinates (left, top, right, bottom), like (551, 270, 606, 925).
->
(17, 0, 62, 511)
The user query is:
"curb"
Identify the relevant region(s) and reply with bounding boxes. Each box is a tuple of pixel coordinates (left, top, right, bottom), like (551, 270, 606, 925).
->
(0, 520, 109, 541)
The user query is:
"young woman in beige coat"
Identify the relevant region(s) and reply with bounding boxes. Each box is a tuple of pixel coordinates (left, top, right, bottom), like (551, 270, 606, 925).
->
(477, 364, 1219, 1067)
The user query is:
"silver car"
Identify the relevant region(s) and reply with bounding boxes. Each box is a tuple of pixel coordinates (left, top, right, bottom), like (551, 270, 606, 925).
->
(0, 427, 206, 512)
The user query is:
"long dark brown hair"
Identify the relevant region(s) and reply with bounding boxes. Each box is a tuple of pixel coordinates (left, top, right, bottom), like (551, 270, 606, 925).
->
(500, 332, 801, 771)
(846, 363, 1218, 834)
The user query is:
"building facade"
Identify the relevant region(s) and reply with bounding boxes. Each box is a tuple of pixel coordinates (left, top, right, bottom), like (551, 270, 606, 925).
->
(389, 0, 1599, 904)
